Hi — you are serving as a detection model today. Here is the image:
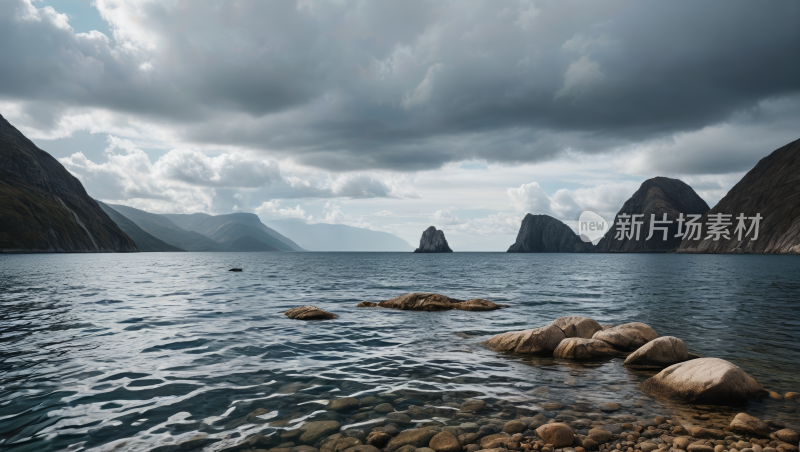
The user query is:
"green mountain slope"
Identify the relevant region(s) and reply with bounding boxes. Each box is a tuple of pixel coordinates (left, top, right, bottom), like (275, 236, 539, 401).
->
(107, 204, 222, 252)
(97, 201, 184, 252)
(164, 213, 303, 251)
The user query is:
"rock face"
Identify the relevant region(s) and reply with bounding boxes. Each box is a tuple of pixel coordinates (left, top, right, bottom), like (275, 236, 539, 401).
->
(284, 306, 338, 320)
(551, 316, 603, 338)
(483, 324, 566, 355)
(369, 293, 503, 312)
(0, 114, 138, 253)
(639, 357, 766, 404)
(678, 138, 800, 254)
(592, 322, 658, 351)
(553, 338, 624, 360)
(507, 214, 591, 253)
(594, 177, 710, 252)
(414, 226, 453, 253)
(623, 336, 689, 368)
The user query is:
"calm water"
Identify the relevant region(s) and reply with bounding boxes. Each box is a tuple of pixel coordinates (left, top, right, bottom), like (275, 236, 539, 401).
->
(1, 253, 799, 451)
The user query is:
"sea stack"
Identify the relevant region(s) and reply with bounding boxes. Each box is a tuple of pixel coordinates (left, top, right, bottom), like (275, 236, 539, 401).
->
(507, 214, 591, 253)
(594, 177, 709, 252)
(677, 138, 800, 254)
(0, 114, 138, 253)
(414, 226, 453, 253)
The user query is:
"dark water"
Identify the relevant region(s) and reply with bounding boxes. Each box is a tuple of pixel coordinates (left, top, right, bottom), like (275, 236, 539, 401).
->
(1, 253, 798, 451)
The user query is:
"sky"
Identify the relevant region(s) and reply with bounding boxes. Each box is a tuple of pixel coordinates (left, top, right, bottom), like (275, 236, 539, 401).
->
(2, 0, 799, 250)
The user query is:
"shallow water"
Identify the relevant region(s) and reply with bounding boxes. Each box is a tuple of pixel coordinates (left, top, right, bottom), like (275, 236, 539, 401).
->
(0, 252, 798, 451)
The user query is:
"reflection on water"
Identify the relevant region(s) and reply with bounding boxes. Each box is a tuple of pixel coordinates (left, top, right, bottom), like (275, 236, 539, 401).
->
(0, 253, 798, 451)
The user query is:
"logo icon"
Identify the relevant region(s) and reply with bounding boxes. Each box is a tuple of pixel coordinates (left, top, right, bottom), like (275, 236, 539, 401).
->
(578, 211, 609, 244)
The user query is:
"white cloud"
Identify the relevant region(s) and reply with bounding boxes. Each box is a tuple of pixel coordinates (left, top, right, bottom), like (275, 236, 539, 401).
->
(508, 180, 637, 223)
(254, 200, 311, 220)
(430, 208, 462, 225)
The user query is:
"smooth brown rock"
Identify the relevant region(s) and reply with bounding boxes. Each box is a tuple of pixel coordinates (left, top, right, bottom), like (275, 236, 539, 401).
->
(366, 432, 391, 449)
(377, 293, 502, 312)
(730, 413, 771, 437)
(784, 392, 799, 400)
(460, 399, 487, 413)
(540, 402, 563, 411)
(592, 322, 657, 351)
(484, 324, 566, 355)
(688, 445, 714, 452)
(623, 336, 689, 368)
(357, 301, 378, 308)
(375, 403, 394, 414)
(773, 429, 799, 443)
(300, 421, 342, 445)
(553, 338, 624, 360)
(641, 442, 659, 452)
(599, 402, 621, 412)
(588, 428, 613, 443)
(582, 438, 599, 451)
(285, 306, 338, 320)
(503, 421, 528, 434)
(535, 423, 575, 448)
(385, 429, 438, 452)
(674, 438, 691, 450)
(429, 431, 461, 452)
(479, 433, 510, 449)
(691, 427, 726, 439)
(777, 445, 799, 452)
(343, 447, 382, 452)
(551, 316, 603, 339)
(768, 391, 783, 400)
(327, 397, 360, 412)
(639, 358, 765, 404)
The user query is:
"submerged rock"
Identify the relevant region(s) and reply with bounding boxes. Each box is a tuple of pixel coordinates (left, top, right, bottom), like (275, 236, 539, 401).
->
(371, 293, 502, 312)
(639, 357, 765, 404)
(229, 268, 243, 272)
(535, 423, 575, 448)
(592, 322, 658, 351)
(483, 324, 566, 355)
(385, 429, 438, 452)
(553, 338, 624, 360)
(414, 226, 453, 253)
(284, 306, 338, 320)
(551, 316, 603, 339)
(623, 336, 689, 368)
(730, 413, 772, 437)
(507, 214, 591, 253)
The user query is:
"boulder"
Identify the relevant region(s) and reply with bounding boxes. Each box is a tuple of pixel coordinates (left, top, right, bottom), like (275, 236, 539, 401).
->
(385, 429, 438, 452)
(592, 322, 657, 351)
(503, 420, 528, 434)
(553, 338, 624, 359)
(730, 413, 771, 437)
(459, 399, 487, 413)
(599, 402, 621, 412)
(285, 306, 338, 321)
(535, 423, 575, 448)
(484, 324, 566, 355)
(639, 358, 765, 404)
(784, 392, 799, 400)
(587, 428, 613, 444)
(376, 293, 502, 312)
(366, 432, 391, 449)
(479, 433, 510, 449)
(428, 432, 461, 452)
(327, 397, 360, 412)
(623, 336, 689, 368)
(414, 226, 453, 253)
(691, 427, 725, 439)
(551, 316, 603, 339)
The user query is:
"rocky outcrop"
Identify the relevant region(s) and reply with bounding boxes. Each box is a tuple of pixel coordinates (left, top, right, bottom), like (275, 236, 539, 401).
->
(592, 322, 658, 351)
(551, 316, 603, 338)
(284, 306, 338, 320)
(483, 324, 566, 355)
(362, 293, 503, 312)
(414, 226, 453, 253)
(594, 177, 710, 252)
(553, 338, 625, 359)
(507, 214, 591, 253)
(0, 114, 138, 253)
(639, 357, 766, 404)
(677, 138, 800, 254)
(623, 336, 689, 368)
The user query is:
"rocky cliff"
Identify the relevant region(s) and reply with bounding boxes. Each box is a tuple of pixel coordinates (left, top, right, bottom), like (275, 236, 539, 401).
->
(594, 177, 710, 252)
(507, 214, 590, 253)
(414, 226, 453, 253)
(677, 138, 800, 254)
(0, 114, 138, 253)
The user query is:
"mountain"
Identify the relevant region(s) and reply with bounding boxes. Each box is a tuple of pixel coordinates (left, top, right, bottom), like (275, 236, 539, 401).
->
(267, 219, 413, 251)
(594, 177, 710, 253)
(414, 226, 453, 253)
(677, 139, 800, 254)
(107, 204, 223, 251)
(97, 201, 183, 252)
(0, 114, 138, 253)
(163, 213, 302, 251)
(507, 214, 591, 253)
(225, 235, 279, 252)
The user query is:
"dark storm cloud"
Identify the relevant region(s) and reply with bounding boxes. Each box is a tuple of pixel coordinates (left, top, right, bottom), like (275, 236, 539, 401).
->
(2, 0, 799, 171)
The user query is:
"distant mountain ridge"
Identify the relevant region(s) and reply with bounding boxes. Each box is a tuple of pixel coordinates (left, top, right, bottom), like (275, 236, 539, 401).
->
(268, 218, 413, 251)
(97, 201, 183, 252)
(164, 213, 303, 252)
(0, 114, 137, 253)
